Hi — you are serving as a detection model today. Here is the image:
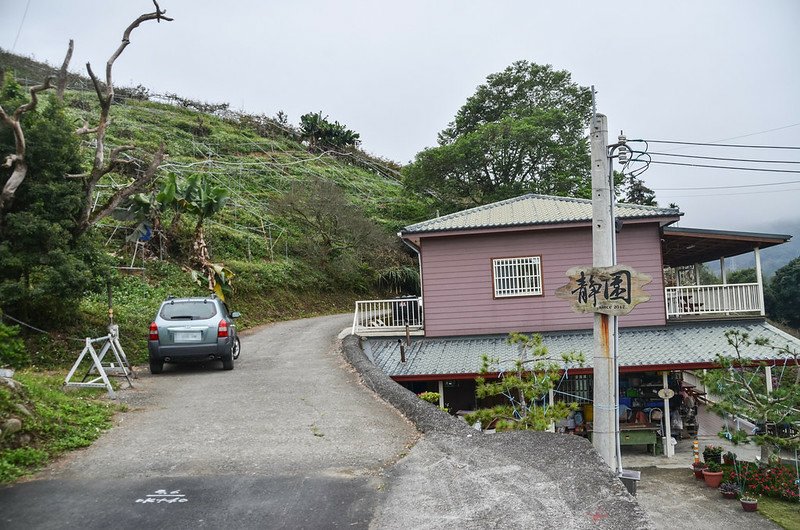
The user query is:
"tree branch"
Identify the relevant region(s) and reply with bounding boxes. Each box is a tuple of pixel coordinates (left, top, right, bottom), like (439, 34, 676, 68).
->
(78, 3, 173, 234)
(0, 77, 54, 211)
(56, 39, 74, 101)
(84, 144, 166, 231)
(104, 1, 174, 98)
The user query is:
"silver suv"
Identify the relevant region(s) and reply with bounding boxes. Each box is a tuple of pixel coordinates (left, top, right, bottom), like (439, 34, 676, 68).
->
(148, 296, 241, 374)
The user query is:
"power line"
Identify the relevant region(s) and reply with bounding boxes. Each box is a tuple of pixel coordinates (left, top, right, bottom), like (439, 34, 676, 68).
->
(10, 0, 32, 52)
(654, 179, 800, 191)
(650, 151, 800, 165)
(648, 160, 800, 174)
(640, 139, 800, 150)
(658, 187, 800, 199)
(712, 122, 800, 143)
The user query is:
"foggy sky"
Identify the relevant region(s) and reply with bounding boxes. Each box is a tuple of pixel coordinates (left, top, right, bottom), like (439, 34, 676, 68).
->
(1, 0, 799, 234)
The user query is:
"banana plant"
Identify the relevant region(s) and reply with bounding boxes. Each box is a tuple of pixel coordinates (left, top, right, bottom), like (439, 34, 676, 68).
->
(179, 174, 231, 300)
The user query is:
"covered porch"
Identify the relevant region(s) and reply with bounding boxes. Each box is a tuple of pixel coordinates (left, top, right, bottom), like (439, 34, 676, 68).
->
(362, 320, 800, 458)
(661, 226, 791, 320)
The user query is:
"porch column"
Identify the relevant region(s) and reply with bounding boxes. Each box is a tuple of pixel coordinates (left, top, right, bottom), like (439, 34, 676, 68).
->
(765, 365, 773, 395)
(438, 380, 445, 409)
(694, 264, 701, 286)
(755, 247, 765, 316)
(662, 371, 674, 458)
(721, 257, 729, 313)
(547, 387, 556, 432)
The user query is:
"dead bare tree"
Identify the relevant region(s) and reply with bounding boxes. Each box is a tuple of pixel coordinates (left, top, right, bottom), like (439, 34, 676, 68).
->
(55, 39, 74, 101)
(75, 0, 173, 234)
(0, 77, 54, 212)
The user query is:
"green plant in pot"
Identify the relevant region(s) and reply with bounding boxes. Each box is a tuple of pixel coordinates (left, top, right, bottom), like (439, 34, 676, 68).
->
(703, 461, 724, 488)
(703, 444, 723, 464)
(723, 450, 736, 465)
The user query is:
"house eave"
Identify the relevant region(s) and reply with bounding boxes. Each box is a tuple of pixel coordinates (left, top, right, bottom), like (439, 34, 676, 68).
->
(400, 215, 681, 240)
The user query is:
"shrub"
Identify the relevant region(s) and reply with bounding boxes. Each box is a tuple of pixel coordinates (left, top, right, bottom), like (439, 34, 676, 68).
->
(0, 320, 27, 369)
(727, 461, 800, 502)
(418, 392, 440, 404)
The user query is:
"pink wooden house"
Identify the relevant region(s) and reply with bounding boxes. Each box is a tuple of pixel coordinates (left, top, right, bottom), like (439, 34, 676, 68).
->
(352, 194, 797, 425)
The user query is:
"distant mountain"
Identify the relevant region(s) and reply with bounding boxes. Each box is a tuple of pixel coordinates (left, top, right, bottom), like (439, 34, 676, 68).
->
(725, 217, 799, 276)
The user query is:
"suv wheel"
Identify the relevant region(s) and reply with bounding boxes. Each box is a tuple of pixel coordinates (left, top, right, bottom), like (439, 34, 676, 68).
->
(222, 355, 234, 371)
(232, 337, 241, 360)
(149, 360, 164, 374)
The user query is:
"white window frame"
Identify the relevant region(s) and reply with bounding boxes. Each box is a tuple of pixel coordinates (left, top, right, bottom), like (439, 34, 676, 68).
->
(492, 256, 542, 298)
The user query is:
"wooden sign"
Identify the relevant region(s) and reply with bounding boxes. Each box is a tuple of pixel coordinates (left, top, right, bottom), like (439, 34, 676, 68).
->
(554, 265, 651, 316)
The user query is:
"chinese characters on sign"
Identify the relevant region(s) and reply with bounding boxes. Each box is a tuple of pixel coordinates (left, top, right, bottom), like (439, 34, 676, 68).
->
(555, 265, 651, 316)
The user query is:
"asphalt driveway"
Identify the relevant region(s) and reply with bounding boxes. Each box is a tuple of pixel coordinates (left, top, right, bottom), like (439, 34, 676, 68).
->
(0, 314, 416, 529)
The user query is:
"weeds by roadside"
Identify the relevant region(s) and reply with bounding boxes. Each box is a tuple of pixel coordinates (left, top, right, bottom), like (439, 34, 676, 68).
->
(0, 372, 119, 483)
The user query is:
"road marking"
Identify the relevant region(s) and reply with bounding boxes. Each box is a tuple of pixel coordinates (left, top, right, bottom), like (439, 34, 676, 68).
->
(135, 489, 189, 504)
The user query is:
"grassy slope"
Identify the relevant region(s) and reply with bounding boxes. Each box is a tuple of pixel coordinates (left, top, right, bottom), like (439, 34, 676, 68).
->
(2, 51, 431, 365)
(0, 372, 118, 483)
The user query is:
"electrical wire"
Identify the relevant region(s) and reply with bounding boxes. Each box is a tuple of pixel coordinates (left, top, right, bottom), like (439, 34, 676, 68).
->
(10, 0, 31, 52)
(649, 151, 800, 165)
(648, 160, 800, 174)
(654, 179, 800, 191)
(657, 187, 800, 199)
(640, 139, 800, 150)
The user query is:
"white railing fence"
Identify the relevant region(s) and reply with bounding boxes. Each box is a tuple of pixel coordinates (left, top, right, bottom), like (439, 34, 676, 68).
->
(665, 283, 761, 317)
(352, 298, 424, 335)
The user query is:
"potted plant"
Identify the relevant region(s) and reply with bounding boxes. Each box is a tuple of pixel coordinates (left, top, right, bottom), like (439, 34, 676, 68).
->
(703, 461, 724, 488)
(703, 444, 723, 465)
(723, 451, 736, 465)
(719, 482, 740, 499)
(740, 493, 758, 512)
(691, 461, 707, 480)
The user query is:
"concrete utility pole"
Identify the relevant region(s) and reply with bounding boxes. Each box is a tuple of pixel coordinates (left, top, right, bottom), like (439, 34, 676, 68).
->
(590, 112, 618, 470)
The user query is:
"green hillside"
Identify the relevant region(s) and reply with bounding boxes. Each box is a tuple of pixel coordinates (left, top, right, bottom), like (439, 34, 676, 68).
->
(0, 49, 432, 366)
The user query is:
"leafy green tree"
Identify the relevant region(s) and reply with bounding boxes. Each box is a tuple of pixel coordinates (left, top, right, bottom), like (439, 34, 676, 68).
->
(727, 268, 757, 284)
(703, 330, 800, 463)
(621, 174, 657, 206)
(299, 111, 360, 151)
(464, 333, 584, 431)
(0, 76, 106, 324)
(273, 177, 405, 290)
(0, 318, 27, 368)
(405, 61, 592, 212)
(768, 257, 800, 329)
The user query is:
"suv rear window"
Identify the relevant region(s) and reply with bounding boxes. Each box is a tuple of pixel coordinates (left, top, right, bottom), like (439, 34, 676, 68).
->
(160, 301, 218, 320)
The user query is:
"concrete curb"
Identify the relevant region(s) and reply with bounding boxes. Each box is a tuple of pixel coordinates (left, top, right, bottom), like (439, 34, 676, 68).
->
(341, 335, 471, 435)
(341, 334, 652, 529)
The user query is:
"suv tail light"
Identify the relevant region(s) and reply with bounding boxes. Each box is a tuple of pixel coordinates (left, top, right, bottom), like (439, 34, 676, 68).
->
(149, 322, 159, 341)
(218, 320, 229, 338)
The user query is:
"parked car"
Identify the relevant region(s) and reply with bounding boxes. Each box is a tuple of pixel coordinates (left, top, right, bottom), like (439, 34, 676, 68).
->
(148, 295, 241, 374)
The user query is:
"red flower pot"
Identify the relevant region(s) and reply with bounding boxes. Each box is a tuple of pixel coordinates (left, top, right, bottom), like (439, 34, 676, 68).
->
(703, 470, 724, 488)
(721, 491, 737, 499)
(692, 465, 707, 480)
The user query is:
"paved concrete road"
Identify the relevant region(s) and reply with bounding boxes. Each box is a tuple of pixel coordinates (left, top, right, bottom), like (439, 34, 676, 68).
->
(634, 467, 780, 530)
(0, 314, 416, 529)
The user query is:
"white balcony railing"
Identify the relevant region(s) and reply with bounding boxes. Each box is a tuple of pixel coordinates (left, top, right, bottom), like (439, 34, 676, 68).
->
(352, 297, 424, 335)
(665, 283, 762, 318)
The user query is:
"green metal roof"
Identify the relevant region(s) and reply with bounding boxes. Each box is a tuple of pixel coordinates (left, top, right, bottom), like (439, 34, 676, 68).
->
(401, 194, 680, 235)
(362, 320, 800, 378)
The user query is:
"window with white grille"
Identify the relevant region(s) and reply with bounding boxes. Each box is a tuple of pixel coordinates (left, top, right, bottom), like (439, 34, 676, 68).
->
(492, 256, 542, 298)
